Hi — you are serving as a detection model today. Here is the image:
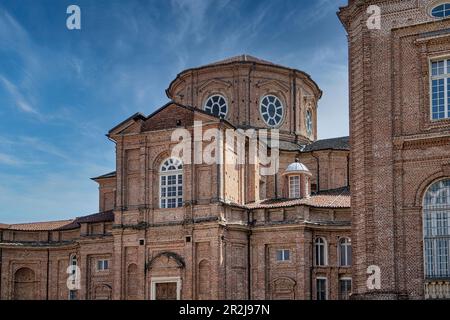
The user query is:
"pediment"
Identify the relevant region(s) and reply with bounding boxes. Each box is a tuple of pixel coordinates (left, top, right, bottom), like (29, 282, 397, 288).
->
(198, 78, 232, 92)
(255, 79, 289, 92)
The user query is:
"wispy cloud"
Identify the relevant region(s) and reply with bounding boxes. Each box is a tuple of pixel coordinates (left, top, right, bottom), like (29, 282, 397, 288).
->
(0, 75, 39, 115)
(0, 152, 22, 166)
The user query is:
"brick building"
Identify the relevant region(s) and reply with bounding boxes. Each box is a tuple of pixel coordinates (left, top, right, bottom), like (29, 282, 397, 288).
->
(0, 54, 352, 300)
(338, 0, 450, 299)
(0, 0, 449, 300)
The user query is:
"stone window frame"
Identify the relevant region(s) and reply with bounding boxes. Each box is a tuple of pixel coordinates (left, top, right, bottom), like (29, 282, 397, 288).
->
(203, 93, 229, 119)
(275, 249, 291, 262)
(159, 157, 183, 209)
(430, 57, 450, 120)
(422, 178, 450, 279)
(314, 237, 328, 266)
(417, 37, 450, 131)
(259, 94, 285, 128)
(315, 276, 328, 300)
(97, 259, 109, 272)
(338, 237, 352, 267)
(288, 175, 301, 199)
(338, 277, 352, 300)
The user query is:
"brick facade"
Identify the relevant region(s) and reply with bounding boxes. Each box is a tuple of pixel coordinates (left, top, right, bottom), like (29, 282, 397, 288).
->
(339, 0, 450, 299)
(0, 55, 352, 300)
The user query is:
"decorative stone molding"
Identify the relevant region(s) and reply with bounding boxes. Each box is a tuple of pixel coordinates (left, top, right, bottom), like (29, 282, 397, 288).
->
(425, 281, 450, 300)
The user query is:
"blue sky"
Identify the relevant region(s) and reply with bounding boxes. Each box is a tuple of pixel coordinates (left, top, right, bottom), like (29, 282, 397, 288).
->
(0, 0, 349, 223)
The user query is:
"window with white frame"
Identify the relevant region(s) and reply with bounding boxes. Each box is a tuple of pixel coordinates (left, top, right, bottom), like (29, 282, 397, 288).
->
(423, 178, 450, 279)
(68, 254, 78, 300)
(260, 95, 284, 127)
(160, 158, 183, 209)
(289, 175, 301, 199)
(276, 249, 291, 261)
(204, 94, 228, 119)
(431, 3, 450, 18)
(316, 278, 327, 300)
(430, 59, 450, 120)
(339, 237, 352, 267)
(97, 259, 109, 271)
(339, 278, 352, 300)
(315, 237, 328, 266)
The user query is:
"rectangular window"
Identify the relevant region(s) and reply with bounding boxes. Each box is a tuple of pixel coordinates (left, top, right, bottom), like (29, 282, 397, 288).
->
(339, 279, 352, 300)
(430, 59, 450, 120)
(160, 174, 183, 209)
(289, 176, 301, 198)
(276, 249, 290, 261)
(316, 278, 327, 300)
(69, 290, 77, 300)
(97, 259, 109, 271)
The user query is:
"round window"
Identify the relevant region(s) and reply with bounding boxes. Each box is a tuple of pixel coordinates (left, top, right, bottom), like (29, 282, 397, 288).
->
(204, 95, 228, 119)
(431, 3, 450, 18)
(306, 110, 313, 136)
(260, 95, 284, 127)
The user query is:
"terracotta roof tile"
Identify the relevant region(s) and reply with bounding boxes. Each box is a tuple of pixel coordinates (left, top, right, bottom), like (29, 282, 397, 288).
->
(245, 188, 350, 209)
(6, 220, 75, 231)
(1, 211, 115, 232)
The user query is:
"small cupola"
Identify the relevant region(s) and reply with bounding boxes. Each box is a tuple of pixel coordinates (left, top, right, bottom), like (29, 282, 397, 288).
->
(282, 159, 312, 199)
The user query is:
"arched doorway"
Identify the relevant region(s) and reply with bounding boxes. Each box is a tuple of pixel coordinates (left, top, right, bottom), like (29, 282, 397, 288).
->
(93, 284, 112, 300)
(147, 252, 185, 300)
(423, 178, 450, 299)
(13, 267, 36, 300)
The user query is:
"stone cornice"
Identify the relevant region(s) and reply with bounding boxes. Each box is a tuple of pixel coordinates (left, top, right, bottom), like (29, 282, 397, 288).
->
(393, 132, 450, 149)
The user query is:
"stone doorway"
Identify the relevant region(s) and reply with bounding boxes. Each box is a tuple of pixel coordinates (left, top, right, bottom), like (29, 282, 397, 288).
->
(150, 277, 181, 300)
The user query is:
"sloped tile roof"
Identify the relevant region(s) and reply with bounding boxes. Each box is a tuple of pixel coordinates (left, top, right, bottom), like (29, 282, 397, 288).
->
(4, 220, 75, 231)
(302, 136, 349, 152)
(246, 187, 350, 209)
(1, 211, 114, 231)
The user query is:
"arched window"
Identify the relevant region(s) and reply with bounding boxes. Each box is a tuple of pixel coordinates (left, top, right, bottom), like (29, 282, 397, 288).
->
(315, 237, 328, 266)
(204, 94, 228, 119)
(260, 95, 284, 127)
(69, 254, 78, 300)
(306, 110, 313, 136)
(423, 178, 450, 279)
(160, 158, 183, 209)
(70, 254, 77, 268)
(431, 3, 450, 18)
(339, 238, 352, 267)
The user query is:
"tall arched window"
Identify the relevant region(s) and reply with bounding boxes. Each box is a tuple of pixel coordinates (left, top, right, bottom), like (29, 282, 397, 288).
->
(315, 237, 328, 266)
(423, 178, 450, 279)
(69, 254, 78, 300)
(160, 158, 183, 209)
(339, 238, 352, 267)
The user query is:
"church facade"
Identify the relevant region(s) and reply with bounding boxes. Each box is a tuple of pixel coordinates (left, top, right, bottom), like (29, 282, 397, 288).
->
(0, 0, 449, 300)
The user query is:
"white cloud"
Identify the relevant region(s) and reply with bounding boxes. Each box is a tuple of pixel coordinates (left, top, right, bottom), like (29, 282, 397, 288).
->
(0, 152, 22, 166)
(0, 75, 39, 115)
